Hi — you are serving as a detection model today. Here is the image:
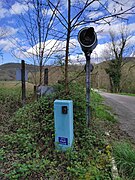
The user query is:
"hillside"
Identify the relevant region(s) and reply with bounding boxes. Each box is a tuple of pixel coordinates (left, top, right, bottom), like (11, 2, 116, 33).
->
(92, 57, 135, 93)
(0, 58, 134, 92)
(0, 63, 39, 81)
(0, 63, 84, 85)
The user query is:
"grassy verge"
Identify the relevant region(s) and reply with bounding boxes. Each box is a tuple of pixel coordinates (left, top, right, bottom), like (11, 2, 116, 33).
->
(113, 141, 135, 180)
(119, 93, 135, 96)
(0, 83, 116, 179)
(91, 91, 117, 124)
(96, 91, 135, 180)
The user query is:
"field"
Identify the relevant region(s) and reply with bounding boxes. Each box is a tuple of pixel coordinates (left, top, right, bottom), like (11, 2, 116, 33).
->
(0, 60, 135, 93)
(0, 63, 84, 85)
(0, 81, 34, 90)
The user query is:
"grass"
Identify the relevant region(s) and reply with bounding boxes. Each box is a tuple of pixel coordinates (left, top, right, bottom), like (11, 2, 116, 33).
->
(0, 82, 114, 179)
(113, 141, 135, 180)
(0, 86, 22, 132)
(0, 81, 34, 137)
(0, 80, 34, 90)
(91, 91, 117, 123)
(2, 81, 134, 179)
(119, 93, 135, 97)
(91, 91, 135, 180)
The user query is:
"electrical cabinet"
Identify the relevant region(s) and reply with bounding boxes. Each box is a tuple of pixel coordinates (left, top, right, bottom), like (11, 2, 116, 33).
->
(54, 100, 73, 151)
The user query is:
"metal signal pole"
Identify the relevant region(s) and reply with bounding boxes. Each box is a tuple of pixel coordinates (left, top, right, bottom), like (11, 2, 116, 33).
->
(78, 27, 97, 127)
(85, 52, 91, 127)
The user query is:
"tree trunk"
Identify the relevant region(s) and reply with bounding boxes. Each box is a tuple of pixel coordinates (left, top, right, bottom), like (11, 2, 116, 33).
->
(109, 77, 113, 93)
(65, 0, 71, 93)
(37, 0, 42, 85)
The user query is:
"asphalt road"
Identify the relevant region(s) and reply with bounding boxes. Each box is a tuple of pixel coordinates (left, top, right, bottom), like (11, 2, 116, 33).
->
(99, 92, 135, 142)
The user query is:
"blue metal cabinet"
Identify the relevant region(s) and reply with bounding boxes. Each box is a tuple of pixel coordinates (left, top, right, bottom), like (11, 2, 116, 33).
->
(54, 100, 73, 151)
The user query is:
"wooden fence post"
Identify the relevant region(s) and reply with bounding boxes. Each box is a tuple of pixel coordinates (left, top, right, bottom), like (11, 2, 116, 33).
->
(44, 68, 48, 85)
(21, 60, 26, 106)
(34, 85, 38, 100)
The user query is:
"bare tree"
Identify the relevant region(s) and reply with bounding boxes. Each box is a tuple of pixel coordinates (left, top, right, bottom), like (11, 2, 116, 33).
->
(0, 27, 9, 55)
(6, 0, 135, 89)
(9, 0, 61, 85)
(48, 0, 135, 92)
(103, 25, 134, 92)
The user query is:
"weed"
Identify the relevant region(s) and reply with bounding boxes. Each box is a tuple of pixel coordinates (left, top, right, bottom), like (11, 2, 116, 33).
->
(91, 91, 116, 123)
(113, 141, 135, 180)
(1, 82, 113, 179)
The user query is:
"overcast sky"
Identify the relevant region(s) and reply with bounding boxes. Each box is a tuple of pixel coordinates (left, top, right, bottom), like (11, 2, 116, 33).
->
(0, 0, 135, 65)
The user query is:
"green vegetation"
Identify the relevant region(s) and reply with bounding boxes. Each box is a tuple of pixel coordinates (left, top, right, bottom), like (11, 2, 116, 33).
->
(105, 59, 122, 93)
(119, 93, 135, 97)
(0, 86, 22, 133)
(0, 83, 114, 179)
(113, 141, 135, 180)
(0, 82, 34, 134)
(1, 81, 134, 179)
(90, 91, 116, 123)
